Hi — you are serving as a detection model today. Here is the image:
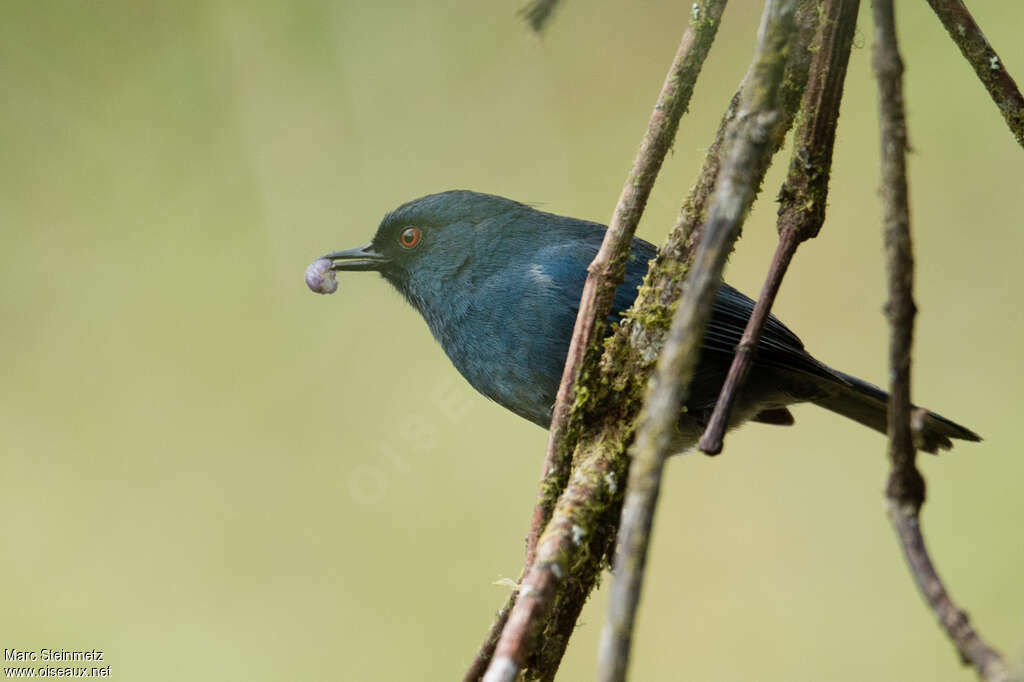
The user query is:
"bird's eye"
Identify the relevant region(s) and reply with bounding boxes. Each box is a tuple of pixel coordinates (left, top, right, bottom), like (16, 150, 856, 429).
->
(399, 227, 422, 249)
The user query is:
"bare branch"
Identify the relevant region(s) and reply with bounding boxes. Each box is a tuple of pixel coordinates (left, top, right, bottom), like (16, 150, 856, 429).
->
(923, 0, 1024, 149)
(873, 1, 1009, 680)
(699, 0, 860, 455)
(888, 499, 1010, 682)
(598, 2, 801, 678)
(874, 0, 918, 506)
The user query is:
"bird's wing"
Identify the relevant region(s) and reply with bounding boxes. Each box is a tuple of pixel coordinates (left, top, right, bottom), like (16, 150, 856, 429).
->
(548, 230, 833, 383)
(702, 282, 831, 378)
(616, 237, 835, 382)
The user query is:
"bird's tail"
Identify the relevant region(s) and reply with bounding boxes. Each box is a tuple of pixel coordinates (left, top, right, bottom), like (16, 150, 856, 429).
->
(811, 369, 981, 453)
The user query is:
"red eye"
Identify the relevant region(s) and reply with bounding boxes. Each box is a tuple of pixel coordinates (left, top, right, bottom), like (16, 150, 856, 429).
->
(399, 227, 421, 249)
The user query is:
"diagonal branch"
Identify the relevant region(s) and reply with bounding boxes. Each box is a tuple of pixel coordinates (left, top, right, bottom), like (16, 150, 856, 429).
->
(698, 0, 861, 455)
(597, 2, 800, 679)
(873, 1, 1009, 680)
(466, 2, 729, 679)
(530, 0, 729, 571)
(923, 0, 1024, 150)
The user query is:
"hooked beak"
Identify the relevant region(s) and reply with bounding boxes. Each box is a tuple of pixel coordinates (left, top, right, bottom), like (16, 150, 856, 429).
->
(323, 243, 388, 272)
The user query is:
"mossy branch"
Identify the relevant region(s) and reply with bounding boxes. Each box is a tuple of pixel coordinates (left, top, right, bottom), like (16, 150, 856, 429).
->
(598, 2, 802, 678)
(467, 2, 729, 679)
(471, 3, 821, 680)
(530, 0, 729, 573)
(473, 4, 819, 681)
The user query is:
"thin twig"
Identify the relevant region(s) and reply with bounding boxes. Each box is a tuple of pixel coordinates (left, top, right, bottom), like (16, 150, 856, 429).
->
(888, 499, 1010, 681)
(923, 0, 1024, 149)
(470, 4, 729, 680)
(698, 0, 861, 455)
(873, 2, 1009, 680)
(597, 2, 800, 679)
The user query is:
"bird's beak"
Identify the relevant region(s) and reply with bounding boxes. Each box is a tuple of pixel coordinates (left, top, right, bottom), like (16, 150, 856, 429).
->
(323, 243, 388, 272)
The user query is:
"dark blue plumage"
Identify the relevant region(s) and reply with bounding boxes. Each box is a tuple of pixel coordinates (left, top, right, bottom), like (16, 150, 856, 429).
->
(316, 190, 979, 453)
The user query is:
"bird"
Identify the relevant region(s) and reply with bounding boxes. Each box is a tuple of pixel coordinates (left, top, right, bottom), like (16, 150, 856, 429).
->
(308, 190, 979, 454)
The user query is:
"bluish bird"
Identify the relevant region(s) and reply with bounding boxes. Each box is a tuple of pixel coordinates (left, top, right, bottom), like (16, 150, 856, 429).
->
(311, 190, 979, 453)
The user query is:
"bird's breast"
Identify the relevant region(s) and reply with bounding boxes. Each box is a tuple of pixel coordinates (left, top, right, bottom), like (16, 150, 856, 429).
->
(413, 262, 581, 427)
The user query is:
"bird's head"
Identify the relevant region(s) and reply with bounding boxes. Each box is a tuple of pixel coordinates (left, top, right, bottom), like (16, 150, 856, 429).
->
(317, 190, 546, 299)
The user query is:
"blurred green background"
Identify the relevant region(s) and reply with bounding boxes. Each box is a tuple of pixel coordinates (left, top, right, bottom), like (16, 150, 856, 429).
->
(2, 1, 1022, 680)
